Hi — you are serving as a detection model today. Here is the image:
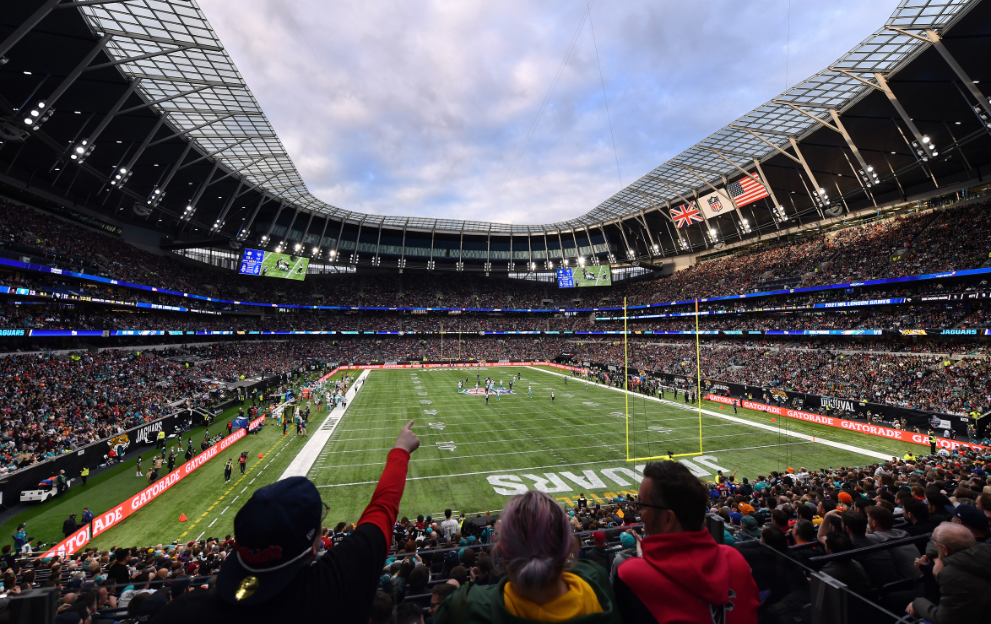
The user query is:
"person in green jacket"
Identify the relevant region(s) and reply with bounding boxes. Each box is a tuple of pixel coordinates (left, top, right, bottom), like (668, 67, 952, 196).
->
(435, 490, 621, 624)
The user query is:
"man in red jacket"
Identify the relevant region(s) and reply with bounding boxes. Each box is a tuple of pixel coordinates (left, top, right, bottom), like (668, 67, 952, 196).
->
(615, 461, 759, 623)
(153, 419, 419, 624)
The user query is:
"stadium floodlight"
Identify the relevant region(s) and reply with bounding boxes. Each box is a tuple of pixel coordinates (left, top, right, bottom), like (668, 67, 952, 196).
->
(545, 260, 553, 270)
(312, 247, 319, 255)
(455, 260, 463, 271)
(181, 204, 194, 221)
(740, 218, 752, 234)
(372, 256, 381, 266)
(22, 101, 53, 131)
(110, 168, 132, 187)
(328, 249, 335, 257)
(652, 244, 659, 253)
(578, 257, 585, 266)
(146, 187, 165, 208)
(294, 243, 302, 251)
(562, 259, 568, 266)
(530, 262, 536, 270)
(427, 260, 436, 270)
(70, 139, 94, 163)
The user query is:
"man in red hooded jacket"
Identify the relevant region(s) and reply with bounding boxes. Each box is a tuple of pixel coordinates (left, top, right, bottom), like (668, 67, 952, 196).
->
(615, 460, 759, 623)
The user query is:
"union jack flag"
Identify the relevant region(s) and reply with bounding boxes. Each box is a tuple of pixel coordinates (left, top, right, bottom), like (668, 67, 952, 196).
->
(670, 202, 704, 228)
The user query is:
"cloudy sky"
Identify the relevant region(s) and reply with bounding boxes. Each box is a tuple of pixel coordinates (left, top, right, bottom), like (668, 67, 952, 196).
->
(197, 0, 900, 225)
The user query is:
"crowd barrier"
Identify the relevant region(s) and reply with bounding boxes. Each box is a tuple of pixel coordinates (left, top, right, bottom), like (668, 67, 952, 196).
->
(705, 394, 988, 453)
(0, 411, 191, 508)
(41, 414, 266, 558)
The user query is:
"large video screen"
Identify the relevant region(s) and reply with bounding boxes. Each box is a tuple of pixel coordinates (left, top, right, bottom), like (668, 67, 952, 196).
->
(556, 264, 611, 288)
(238, 248, 309, 281)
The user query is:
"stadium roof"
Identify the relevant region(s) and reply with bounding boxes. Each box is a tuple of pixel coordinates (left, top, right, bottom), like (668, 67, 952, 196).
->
(1, 0, 990, 265)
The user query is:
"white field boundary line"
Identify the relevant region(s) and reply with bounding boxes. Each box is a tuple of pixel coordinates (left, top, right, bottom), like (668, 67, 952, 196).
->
(279, 369, 371, 480)
(526, 366, 893, 461)
(310, 429, 767, 459)
(314, 440, 813, 487)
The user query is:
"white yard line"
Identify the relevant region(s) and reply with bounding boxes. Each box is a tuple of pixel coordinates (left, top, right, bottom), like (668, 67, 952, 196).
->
(526, 366, 892, 461)
(279, 369, 370, 480)
(315, 440, 813, 488)
(208, 518, 218, 528)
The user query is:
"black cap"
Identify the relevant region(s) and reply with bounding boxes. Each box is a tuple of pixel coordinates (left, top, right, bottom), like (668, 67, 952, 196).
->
(216, 476, 322, 605)
(945, 504, 990, 532)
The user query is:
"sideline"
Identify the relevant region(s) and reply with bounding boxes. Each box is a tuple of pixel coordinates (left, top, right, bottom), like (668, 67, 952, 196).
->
(526, 366, 893, 461)
(280, 369, 370, 479)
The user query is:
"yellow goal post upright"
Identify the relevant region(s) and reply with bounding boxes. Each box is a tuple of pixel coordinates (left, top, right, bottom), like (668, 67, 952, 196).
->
(625, 298, 704, 463)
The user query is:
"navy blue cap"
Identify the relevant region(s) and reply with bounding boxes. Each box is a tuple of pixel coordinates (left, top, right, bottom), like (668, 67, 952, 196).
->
(216, 476, 322, 605)
(945, 504, 989, 532)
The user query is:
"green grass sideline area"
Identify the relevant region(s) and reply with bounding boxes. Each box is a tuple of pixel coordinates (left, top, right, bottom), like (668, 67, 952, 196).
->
(0, 370, 340, 551)
(1, 365, 931, 550)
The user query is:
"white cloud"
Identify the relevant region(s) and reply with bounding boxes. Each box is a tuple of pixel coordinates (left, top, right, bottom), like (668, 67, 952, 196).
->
(197, 0, 901, 225)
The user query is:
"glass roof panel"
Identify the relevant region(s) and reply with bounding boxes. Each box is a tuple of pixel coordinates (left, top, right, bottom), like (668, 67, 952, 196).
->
(77, 0, 972, 234)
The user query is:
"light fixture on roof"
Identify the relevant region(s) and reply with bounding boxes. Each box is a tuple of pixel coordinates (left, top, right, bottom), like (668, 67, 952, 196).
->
(70, 139, 93, 163)
(530, 262, 536, 270)
(110, 167, 132, 187)
(147, 187, 165, 208)
(22, 101, 53, 131)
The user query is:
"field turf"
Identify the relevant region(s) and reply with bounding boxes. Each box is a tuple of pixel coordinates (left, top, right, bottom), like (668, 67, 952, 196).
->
(4, 366, 925, 550)
(260, 251, 307, 280)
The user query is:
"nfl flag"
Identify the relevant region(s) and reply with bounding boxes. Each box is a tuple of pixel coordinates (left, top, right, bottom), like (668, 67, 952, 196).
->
(697, 188, 737, 219)
(670, 202, 704, 228)
(726, 173, 769, 208)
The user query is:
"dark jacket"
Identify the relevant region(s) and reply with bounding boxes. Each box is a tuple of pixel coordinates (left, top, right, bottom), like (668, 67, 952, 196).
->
(849, 535, 900, 589)
(62, 517, 77, 536)
(435, 560, 621, 624)
(584, 545, 613, 573)
(820, 559, 872, 596)
(912, 543, 991, 624)
(865, 529, 921, 580)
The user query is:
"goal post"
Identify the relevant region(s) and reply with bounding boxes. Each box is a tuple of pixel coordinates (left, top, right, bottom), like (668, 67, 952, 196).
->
(625, 298, 705, 463)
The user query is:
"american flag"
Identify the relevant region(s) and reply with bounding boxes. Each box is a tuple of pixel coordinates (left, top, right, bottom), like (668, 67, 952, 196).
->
(726, 173, 769, 207)
(670, 202, 704, 228)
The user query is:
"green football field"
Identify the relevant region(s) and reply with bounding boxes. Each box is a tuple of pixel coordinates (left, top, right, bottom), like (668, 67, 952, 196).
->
(259, 250, 308, 280)
(4, 365, 926, 551)
(303, 365, 920, 522)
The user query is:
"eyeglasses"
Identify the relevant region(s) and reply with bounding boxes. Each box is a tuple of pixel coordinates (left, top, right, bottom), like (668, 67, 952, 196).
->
(633, 500, 670, 512)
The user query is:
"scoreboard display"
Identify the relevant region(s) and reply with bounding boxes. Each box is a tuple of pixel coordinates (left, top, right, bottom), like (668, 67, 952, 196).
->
(556, 264, 611, 288)
(238, 248, 309, 281)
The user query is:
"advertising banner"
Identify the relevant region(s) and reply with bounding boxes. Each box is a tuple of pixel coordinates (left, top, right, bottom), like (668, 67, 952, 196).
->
(705, 394, 987, 453)
(42, 414, 266, 558)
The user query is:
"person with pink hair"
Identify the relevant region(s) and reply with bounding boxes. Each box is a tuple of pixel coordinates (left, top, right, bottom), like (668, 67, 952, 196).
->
(435, 489, 620, 623)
